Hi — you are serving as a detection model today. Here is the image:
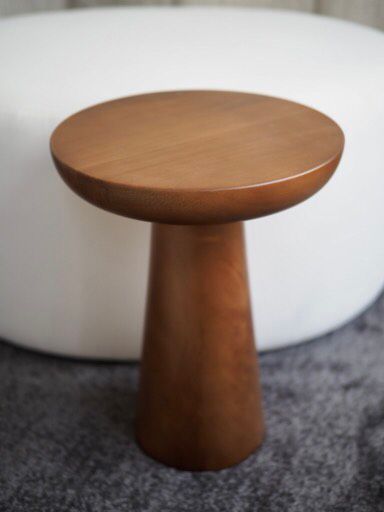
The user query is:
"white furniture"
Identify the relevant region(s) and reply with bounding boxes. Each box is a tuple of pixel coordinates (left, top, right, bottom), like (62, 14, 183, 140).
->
(1, 7, 383, 359)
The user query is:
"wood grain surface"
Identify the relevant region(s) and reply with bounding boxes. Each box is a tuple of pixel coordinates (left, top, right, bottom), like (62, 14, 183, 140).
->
(51, 90, 344, 224)
(136, 222, 264, 470)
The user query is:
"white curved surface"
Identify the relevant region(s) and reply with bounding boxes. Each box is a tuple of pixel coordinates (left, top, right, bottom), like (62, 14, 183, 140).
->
(0, 7, 383, 359)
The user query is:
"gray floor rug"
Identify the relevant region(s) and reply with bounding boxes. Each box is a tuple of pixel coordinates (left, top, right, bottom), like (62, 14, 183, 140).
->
(1, 295, 384, 512)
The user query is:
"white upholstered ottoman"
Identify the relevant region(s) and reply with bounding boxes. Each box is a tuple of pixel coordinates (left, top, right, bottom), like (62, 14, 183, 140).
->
(1, 7, 383, 359)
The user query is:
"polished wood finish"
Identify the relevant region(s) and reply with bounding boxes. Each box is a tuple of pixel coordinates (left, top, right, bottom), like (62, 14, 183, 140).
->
(137, 222, 264, 470)
(50, 91, 344, 470)
(50, 90, 344, 224)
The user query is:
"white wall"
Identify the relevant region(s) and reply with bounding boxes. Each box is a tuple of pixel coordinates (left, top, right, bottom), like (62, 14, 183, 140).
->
(1, 0, 383, 30)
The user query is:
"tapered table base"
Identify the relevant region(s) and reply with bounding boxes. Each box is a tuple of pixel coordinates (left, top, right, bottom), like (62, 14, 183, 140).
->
(136, 222, 264, 471)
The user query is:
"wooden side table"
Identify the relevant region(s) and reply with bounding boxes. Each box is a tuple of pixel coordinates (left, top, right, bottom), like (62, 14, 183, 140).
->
(51, 91, 344, 471)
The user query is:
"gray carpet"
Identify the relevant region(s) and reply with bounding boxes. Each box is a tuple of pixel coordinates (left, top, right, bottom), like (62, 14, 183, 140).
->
(1, 295, 384, 512)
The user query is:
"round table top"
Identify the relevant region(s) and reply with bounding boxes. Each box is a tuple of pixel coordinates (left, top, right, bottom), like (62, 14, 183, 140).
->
(51, 90, 344, 224)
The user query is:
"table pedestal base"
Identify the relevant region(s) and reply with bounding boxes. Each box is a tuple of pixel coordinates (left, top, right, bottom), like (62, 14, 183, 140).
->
(136, 222, 264, 471)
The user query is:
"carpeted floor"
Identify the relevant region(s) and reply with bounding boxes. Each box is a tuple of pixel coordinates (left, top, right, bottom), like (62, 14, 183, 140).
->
(1, 295, 384, 512)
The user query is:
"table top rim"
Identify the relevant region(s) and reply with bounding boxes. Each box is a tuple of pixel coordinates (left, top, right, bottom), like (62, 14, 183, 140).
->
(50, 89, 344, 194)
